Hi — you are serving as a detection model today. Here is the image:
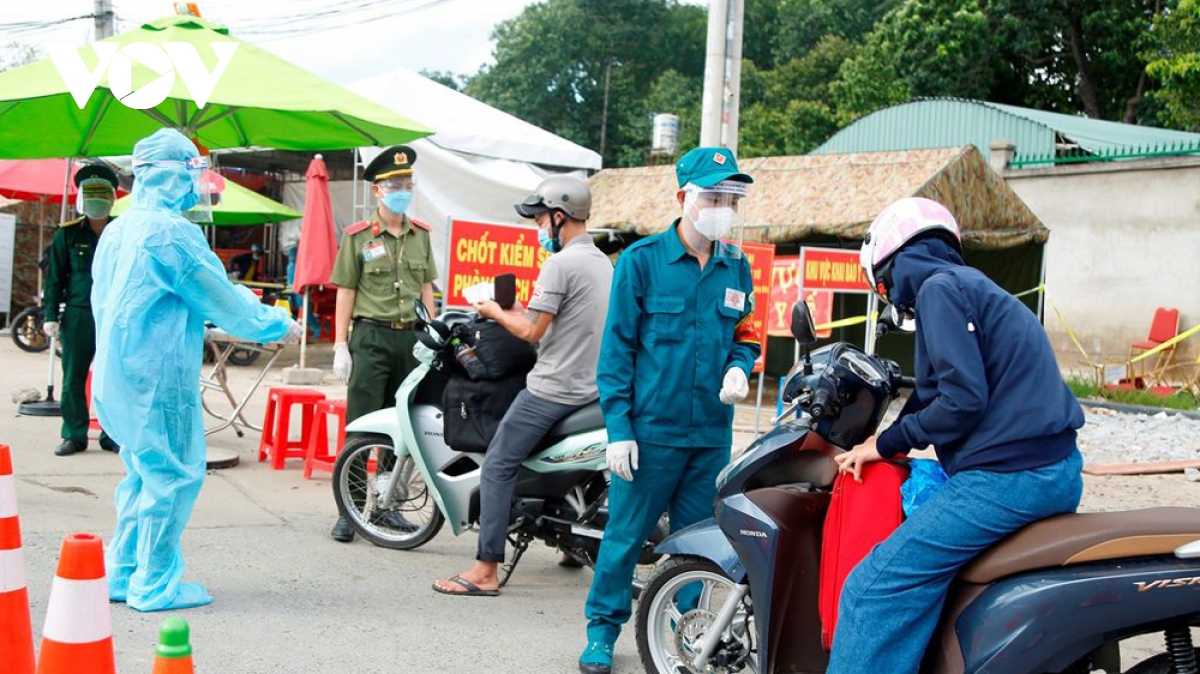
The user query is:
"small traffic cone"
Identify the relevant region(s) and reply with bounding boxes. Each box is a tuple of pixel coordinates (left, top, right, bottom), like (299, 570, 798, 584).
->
(0, 444, 35, 674)
(151, 617, 194, 674)
(36, 533, 115, 674)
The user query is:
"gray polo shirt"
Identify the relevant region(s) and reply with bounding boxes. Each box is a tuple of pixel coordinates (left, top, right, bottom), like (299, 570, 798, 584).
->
(525, 233, 614, 405)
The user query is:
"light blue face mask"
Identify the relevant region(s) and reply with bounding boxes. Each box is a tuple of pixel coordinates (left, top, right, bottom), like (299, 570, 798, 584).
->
(382, 190, 413, 215)
(538, 227, 561, 253)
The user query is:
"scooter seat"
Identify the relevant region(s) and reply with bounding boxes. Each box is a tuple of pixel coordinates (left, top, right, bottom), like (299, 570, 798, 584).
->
(960, 507, 1200, 584)
(542, 401, 606, 445)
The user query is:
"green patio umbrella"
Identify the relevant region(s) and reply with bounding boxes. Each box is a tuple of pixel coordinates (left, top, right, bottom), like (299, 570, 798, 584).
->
(111, 172, 301, 225)
(0, 13, 432, 158)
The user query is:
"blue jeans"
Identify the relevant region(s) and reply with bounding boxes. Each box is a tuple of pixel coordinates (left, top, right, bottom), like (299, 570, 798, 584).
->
(584, 444, 730, 645)
(827, 450, 1084, 674)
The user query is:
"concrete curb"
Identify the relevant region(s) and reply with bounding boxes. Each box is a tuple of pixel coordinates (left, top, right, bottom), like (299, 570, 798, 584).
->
(1078, 398, 1200, 421)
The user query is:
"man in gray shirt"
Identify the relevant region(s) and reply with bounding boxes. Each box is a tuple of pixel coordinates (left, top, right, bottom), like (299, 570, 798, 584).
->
(433, 176, 613, 597)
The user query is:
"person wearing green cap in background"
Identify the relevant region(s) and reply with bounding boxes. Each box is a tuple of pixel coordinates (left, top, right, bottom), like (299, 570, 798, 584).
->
(578, 147, 761, 674)
(43, 163, 121, 457)
(328, 144, 439, 543)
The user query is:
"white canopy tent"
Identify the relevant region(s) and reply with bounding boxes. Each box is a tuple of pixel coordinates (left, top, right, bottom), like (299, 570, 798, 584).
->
(278, 66, 601, 284)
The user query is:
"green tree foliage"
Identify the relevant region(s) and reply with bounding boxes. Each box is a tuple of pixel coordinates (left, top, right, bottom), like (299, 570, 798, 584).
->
(1146, 0, 1200, 130)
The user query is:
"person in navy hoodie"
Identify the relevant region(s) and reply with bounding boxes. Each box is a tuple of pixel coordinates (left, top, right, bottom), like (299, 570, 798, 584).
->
(828, 197, 1084, 673)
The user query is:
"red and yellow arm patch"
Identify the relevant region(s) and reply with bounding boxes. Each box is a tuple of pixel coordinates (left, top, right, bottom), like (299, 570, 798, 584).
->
(734, 312, 760, 346)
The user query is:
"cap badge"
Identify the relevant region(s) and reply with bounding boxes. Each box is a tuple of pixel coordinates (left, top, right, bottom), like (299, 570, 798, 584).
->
(395, 151, 409, 165)
(713, 152, 727, 165)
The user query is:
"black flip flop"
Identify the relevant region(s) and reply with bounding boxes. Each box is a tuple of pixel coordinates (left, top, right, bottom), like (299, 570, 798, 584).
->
(432, 575, 500, 597)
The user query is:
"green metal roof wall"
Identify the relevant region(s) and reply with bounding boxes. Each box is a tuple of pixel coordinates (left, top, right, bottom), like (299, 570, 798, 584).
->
(812, 98, 1200, 158)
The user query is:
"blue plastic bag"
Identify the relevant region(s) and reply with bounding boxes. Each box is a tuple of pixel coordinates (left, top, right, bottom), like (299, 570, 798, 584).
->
(900, 459, 949, 517)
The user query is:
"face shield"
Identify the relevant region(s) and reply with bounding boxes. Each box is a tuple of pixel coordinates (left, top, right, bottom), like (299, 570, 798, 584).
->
(681, 180, 748, 258)
(75, 177, 115, 220)
(375, 175, 416, 215)
(132, 155, 213, 222)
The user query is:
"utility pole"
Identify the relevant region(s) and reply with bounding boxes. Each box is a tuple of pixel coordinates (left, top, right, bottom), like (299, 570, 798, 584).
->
(699, 0, 745, 152)
(94, 0, 115, 40)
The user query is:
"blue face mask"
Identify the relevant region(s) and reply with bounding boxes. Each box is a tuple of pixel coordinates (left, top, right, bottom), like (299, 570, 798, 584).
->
(538, 227, 561, 253)
(382, 190, 413, 215)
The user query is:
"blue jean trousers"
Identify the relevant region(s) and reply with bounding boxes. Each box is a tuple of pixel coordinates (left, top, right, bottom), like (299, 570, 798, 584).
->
(827, 450, 1084, 674)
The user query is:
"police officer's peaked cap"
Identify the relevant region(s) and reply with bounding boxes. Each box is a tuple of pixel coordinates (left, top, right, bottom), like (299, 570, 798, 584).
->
(364, 145, 418, 182)
(73, 163, 119, 189)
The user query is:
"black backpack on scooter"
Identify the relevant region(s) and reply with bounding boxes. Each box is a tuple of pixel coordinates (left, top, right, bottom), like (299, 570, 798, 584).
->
(442, 370, 529, 453)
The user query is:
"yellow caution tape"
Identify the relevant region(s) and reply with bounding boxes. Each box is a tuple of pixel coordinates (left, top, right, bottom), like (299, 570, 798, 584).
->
(1129, 323, 1200, 363)
(1013, 284, 1045, 299)
(814, 315, 869, 332)
(236, 281, 288, 290)
(1050, 304, 1099, 369)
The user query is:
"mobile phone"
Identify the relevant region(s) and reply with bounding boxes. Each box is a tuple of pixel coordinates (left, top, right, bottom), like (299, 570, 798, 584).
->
(494, 273, 516, 310)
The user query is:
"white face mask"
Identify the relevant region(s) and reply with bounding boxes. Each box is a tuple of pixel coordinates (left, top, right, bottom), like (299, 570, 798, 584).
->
(693, 207, 736, 241)
(80, 198, 112, 220)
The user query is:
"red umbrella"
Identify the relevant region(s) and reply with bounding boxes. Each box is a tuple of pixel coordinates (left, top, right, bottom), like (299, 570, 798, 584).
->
(293, 154, 339, 367)
(0, 158, 129, 202)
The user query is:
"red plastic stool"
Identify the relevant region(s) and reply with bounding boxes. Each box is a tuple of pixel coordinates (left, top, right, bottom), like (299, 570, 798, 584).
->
(85, 370, 102, 433)
(257, 388, 326, 470)
(303, 399, 348, 479)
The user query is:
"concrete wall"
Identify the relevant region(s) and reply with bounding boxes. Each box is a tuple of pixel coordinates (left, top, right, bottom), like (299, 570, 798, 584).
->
(1003, 157, 1200, 378)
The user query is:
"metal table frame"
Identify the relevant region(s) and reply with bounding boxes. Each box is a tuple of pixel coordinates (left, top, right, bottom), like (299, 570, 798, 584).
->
(201, 329, 284, 437)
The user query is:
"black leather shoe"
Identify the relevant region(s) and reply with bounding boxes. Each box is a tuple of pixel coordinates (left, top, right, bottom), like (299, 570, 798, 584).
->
(54, 440, 86, 457)
(99, 438, 120, 453)
(330, 517, 355, 543)
(369, 510, 419, 533)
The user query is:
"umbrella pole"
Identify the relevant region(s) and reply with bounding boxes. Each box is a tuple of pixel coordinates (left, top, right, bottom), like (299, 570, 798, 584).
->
(300, 288, 309, 368)
(36, 197, 46, 302)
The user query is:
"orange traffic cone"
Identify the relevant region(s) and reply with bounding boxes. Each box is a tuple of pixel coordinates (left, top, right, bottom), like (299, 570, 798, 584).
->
(36, 533, 115, 674)
(151, 617, 194, 674)
(0, 444, 35, 674)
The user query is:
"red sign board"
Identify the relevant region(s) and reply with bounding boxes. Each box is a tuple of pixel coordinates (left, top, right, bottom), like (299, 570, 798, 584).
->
(737, 242, 775, 373)
(769, 256, 833, 339)
(445, 219, 549, 307)
(799, 246, 870, 293)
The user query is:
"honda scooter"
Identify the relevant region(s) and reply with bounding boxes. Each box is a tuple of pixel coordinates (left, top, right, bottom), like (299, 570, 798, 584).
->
(635, 301, 1200, 674)
(331, 300, 664, 584)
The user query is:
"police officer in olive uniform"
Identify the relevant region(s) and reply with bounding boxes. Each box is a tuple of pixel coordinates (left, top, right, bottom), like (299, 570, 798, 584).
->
(43, 164, 121, 456)
(328, 145, 438, 542)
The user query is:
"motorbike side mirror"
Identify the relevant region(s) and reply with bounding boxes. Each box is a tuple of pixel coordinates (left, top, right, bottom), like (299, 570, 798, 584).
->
(413, 297, 431, 326)
(791, 301, 817, 346)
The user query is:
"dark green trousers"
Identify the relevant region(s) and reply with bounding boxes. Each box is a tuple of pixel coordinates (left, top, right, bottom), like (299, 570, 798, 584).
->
(59, 306, 110, 446)
(346, 322, 420, 505)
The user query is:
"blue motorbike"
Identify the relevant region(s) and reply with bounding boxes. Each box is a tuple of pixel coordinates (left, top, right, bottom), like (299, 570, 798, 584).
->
(634, 301, 1200, 674)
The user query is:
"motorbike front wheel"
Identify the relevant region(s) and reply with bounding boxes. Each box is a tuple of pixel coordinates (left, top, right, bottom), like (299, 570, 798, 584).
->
(11, 306, 49, 353)
(636, 555, 758, 674)
(332, 433, 444, 549)
(1124, 647, 1200, 673)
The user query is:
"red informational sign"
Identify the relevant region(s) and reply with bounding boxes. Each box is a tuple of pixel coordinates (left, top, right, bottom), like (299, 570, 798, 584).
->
(445, 219, 549, 307)
(737, 242, 776, 373)
(769, 256, 834, 339)
(799, 246, 871, 294)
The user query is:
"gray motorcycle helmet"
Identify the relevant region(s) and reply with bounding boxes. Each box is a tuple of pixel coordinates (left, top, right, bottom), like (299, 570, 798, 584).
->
(515, 175, 591, 221)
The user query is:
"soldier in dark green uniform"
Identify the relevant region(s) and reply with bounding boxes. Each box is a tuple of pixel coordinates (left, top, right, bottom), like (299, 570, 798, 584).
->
(328, 145, 438, 542)
(43, 164, 121, 457)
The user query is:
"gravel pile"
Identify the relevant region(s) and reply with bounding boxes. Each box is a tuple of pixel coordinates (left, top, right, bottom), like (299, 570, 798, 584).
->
(1077, 407, 1200, 466)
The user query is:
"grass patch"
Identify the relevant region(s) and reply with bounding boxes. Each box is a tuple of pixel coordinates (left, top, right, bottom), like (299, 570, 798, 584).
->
(1065, 375, 1199, 411)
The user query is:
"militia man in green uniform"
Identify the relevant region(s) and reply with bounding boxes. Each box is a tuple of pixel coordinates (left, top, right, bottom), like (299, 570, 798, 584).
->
(329, 145, 438, 542)
(43, 164, 121, 456)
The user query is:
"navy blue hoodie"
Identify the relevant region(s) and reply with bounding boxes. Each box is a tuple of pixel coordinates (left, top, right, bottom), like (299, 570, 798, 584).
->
(875, 238, 1084, 475)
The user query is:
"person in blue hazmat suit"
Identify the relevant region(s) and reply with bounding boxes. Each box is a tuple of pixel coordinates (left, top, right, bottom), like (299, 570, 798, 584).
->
(91, 128, 303, 612)
(579, 147, 761, 674)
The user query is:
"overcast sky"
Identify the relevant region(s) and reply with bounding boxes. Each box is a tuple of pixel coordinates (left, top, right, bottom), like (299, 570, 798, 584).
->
(1, 0, 708, 85)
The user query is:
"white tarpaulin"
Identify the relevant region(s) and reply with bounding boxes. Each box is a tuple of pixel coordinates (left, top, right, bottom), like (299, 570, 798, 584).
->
(278, 66, 601, 288)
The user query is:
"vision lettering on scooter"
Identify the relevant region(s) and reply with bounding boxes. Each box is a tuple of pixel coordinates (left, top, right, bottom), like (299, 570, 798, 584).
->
(1133, 576, 1200, 592)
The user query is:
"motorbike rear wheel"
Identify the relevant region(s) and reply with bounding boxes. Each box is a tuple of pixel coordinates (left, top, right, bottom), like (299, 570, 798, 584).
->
(636, 555, 758, 674)
(332, 433, 444, 550)
(11, 306, 49, 353)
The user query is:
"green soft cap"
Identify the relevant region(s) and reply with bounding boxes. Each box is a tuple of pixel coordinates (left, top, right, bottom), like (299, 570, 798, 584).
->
(674, 146, 754, 188)
(156, 617, 192, 659)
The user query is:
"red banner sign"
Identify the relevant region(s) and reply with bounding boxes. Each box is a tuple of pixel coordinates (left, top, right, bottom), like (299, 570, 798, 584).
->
(737, 242, 775, 373)
(769, 256, 833, 339)
(445, 219, 548, 307)
(799, 246, 870, 293)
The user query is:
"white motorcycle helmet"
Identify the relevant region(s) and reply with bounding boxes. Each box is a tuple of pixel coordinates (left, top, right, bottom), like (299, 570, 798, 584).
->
(860, 197, 962, 303)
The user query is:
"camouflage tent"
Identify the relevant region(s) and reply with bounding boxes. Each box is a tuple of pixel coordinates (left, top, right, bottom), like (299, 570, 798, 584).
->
(588, 145, 1047, 249)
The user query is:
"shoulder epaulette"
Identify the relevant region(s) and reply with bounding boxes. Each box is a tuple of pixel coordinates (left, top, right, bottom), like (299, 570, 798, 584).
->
(410, 218, 432, 232)
(60, 216, 86, 228)
(344, 220, 373, 236)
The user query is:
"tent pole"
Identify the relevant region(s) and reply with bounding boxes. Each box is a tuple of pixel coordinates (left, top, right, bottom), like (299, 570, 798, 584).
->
(300, 288, 310, 369)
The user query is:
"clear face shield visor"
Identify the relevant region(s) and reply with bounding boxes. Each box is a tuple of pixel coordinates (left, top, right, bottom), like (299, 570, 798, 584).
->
(132, 155, 213, 223)
(75, 178, 115, 220)
(682, 180, 748, 258)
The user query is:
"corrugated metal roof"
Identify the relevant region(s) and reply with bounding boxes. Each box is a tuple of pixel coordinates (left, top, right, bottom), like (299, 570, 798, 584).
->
(813, 98, 1200, 158)
(588, 146, 1047, 249)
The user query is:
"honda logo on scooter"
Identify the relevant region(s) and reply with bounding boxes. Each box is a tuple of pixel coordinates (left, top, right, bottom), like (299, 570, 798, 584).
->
(740, 529, 767, 538)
